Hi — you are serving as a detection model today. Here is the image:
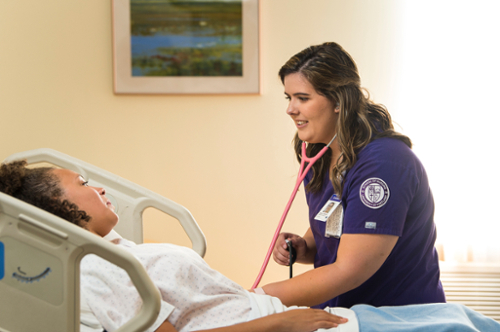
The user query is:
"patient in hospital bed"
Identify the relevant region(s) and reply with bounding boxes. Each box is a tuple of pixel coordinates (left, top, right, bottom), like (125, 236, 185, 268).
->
(1, 160, 499, 332)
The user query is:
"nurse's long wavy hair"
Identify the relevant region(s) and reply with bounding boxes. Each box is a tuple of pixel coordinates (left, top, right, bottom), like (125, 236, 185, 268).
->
(279, 42, 411, 197)
(0, 160, 90, 226)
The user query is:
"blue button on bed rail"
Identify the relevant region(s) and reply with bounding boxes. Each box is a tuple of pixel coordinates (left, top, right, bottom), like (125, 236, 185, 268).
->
(0, 242, 4, 280)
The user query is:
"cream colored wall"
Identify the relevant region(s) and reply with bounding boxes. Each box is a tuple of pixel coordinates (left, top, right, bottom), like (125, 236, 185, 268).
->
(0, 0, 405, 287)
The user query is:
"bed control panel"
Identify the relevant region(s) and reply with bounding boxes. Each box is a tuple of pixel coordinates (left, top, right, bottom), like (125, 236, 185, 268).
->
(0, 236, 63, 305)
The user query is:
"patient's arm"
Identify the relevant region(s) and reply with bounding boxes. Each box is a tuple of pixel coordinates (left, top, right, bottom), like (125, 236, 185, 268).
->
(156, 309, 347, 332)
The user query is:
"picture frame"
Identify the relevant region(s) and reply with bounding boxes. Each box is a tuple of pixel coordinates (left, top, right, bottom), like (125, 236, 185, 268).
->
(112, 0, 260, 95)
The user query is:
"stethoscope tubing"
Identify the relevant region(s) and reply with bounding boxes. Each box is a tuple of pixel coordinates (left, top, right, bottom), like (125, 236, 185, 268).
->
(251, 135, 336, 289)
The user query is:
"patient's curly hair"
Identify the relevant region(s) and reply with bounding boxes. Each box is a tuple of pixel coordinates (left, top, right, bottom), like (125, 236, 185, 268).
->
(0, 160, 90, 226)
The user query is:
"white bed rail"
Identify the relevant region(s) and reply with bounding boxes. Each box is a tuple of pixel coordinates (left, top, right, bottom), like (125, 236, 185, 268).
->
(3, 148, 206, 257)
(0, 191, 161, 332)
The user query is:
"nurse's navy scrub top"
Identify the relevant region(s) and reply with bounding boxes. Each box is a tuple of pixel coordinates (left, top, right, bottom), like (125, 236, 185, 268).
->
(304, 137, 445, 309)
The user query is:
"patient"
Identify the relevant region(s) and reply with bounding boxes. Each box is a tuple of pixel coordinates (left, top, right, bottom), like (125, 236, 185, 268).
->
(1, 160, 498, 332)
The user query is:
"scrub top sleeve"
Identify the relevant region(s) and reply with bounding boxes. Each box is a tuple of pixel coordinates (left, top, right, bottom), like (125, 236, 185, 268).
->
(343, 157, 419, 236)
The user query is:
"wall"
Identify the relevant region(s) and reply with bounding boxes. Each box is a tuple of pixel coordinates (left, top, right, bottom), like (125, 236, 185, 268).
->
(392, 0, 500, 262)
(2, 0, 497, 288)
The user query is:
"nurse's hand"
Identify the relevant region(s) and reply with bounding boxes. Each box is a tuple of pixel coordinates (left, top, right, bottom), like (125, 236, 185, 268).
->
(273, 233, 308, 266)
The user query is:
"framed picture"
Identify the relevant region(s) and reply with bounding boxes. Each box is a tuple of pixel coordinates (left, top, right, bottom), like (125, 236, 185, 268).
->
(112, 0, 260, 94)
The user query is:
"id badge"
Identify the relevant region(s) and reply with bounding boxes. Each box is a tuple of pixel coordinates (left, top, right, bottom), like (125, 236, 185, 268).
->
(314, 195, 344, 238)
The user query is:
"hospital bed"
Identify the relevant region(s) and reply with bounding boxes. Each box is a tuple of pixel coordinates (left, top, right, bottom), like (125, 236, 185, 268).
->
(0, 148, 207, 332)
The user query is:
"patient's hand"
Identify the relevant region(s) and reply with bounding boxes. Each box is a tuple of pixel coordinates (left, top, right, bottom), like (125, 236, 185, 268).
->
(155, 308, 347, 332)
(269, 308, 348, 332)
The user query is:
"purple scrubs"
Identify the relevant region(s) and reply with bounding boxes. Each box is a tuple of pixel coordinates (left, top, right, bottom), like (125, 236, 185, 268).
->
(304, 137, 445, 308)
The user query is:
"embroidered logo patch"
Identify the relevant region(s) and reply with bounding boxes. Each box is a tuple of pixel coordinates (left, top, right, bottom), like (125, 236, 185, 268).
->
(359, 178, 390, 209)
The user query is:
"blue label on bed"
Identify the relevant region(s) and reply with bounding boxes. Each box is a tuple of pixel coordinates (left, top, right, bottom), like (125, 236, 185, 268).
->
(0, 241, 4, 280)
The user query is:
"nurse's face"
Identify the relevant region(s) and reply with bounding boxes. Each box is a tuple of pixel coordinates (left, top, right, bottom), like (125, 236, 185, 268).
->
(284, 73, 339, 144)
(52, 169, 118, 237)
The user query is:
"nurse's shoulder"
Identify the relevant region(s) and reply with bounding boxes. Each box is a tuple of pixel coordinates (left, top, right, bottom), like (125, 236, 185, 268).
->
(344, 136, 426, 192)
(357, 137, 422, 169)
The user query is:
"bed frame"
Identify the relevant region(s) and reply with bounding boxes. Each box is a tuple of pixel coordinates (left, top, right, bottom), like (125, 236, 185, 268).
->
(0, 148, 207, 332)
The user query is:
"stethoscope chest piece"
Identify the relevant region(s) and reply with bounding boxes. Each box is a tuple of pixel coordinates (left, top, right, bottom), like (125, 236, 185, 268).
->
(285, 239, 297, 278)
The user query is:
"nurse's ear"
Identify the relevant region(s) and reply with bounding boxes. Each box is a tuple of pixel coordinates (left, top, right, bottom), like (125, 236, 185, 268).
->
(335, 102, 340, 113)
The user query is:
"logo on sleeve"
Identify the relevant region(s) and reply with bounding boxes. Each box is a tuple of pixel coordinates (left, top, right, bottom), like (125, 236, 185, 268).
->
(359, 178, 390, 209)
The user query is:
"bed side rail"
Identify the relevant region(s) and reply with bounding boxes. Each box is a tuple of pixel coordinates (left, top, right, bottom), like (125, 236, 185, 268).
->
(4, 148, 206, 257)
(0, 192, 161, 332)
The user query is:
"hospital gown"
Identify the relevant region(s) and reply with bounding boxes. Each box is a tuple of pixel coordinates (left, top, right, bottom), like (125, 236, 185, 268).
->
(80, 238, 252, 332)
(80, 238, 499, 332)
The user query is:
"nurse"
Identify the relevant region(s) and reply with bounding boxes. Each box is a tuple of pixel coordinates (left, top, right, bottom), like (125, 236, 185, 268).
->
(262, 42, 446, 309)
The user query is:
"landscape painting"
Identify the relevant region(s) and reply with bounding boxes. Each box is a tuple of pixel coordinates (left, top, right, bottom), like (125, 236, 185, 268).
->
(113, 0, 259, 94)
(131, 0, 242, 77)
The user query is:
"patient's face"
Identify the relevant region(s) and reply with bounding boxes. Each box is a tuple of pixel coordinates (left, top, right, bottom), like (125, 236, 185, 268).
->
(52, 169, 119, 237)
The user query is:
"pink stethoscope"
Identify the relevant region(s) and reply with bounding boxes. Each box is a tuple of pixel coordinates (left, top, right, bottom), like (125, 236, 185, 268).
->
(251, 134, 337, 289)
